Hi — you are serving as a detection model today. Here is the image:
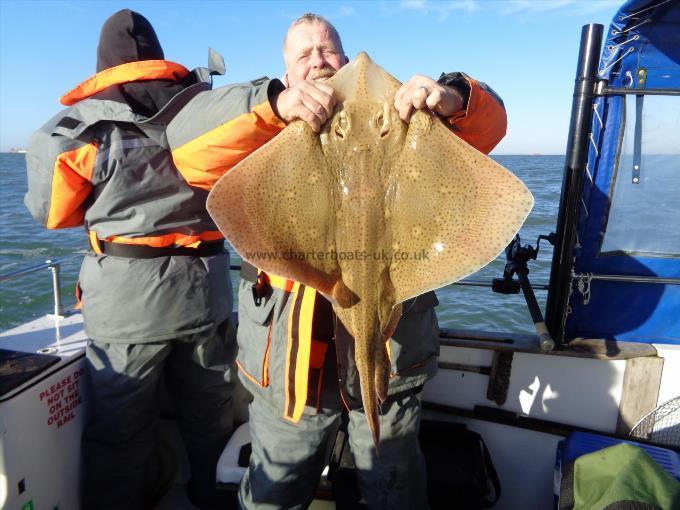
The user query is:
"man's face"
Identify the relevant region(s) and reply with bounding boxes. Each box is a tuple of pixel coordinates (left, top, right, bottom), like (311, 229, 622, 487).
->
(283, 21, 348, 86)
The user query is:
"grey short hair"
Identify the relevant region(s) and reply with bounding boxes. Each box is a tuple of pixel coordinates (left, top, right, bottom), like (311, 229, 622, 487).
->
(284, 12, 344, 53)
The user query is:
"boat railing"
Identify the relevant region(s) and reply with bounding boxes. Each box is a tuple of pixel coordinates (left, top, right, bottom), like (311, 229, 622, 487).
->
(227, 262, 550, 290)
(2, 257, 552, 324)
(0, 253, 84, 318)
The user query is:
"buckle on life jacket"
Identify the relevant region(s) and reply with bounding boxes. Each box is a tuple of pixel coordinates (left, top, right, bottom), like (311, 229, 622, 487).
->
(241, 261, 272, 306)
(251, 273, 270, 306)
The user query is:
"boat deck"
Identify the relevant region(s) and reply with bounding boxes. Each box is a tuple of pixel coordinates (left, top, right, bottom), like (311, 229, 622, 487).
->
(2, 311, 678, 509)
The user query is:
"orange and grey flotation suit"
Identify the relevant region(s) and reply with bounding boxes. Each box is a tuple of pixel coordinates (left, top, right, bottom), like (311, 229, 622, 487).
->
(23, 11, 264, 343)
(234, 262, 441, 422)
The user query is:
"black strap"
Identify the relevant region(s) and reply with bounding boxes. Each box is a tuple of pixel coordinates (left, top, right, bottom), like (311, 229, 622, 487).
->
(478, 434, 502, 506)
(632, 67, 647, 185)
(633, 93, 644, 184)
(99, 240, 225, 258)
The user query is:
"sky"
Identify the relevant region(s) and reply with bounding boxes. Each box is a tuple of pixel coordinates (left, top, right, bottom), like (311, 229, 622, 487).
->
(0, 0, 624, 154)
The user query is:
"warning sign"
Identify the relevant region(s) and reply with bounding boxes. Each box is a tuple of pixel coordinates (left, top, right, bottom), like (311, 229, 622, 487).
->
(38, 367, 85, 428)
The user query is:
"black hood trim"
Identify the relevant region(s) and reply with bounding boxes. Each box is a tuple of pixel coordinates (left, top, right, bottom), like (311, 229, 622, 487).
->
(97, 9, 164, 73)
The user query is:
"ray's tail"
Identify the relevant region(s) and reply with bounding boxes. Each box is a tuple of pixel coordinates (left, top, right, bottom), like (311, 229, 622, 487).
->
(355, 301, 401, 448)
(375, 302, 401, 404)
(374, 340, 390, 403)
(355, 338, 381, 446)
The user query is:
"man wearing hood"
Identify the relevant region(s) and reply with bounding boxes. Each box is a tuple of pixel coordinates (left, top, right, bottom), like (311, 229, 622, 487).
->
(25, 10, 236, 509)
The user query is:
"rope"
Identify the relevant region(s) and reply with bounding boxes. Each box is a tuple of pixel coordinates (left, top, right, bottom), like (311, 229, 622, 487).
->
(592, 103, 604, 130)
(612, 18, 651, 35)
(589, 133, 599, 157)
(607, 34, 640, 52)
(600, 47, 634, 75)
(580, 196, 589, 218)
(619, 0, 670, 20)
(585, 162, 594, 186)
(576, 273, 593, 305)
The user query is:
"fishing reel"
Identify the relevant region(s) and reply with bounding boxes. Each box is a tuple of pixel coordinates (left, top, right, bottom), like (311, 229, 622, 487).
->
(492, 233, 555, 295)
(493, 233, 556, 352)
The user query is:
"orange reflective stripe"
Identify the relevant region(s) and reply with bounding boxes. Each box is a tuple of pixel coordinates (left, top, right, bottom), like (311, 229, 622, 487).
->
(314, 362, 325, 413)
(47, 142, 97, 229)
(446, 77, 507, 155)
(172, 100, 286, 190)
(234, 325, 272, 388)
(101, 230, 223, 248)
(391, 355, 437, 378)
(258, 270, 295, 292)
(74, 281, 83, 310)
(283, 283, 316, 422)
(88, 231, 103, 254)
(283, 282, 301, 420)
(60, 60, 189, 106)
(235, 309, 273, 388)
(236, 360, 266, 388)
(308, 339, 329, 412)
(262, 323, 272, 387)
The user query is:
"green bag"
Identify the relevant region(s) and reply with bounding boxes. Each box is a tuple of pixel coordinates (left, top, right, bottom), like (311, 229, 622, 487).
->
(559, 443, 680, 510)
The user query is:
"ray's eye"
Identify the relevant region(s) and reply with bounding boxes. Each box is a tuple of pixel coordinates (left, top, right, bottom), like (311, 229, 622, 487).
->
(335, 112, 348, 139)
(375, 110, 390, 138)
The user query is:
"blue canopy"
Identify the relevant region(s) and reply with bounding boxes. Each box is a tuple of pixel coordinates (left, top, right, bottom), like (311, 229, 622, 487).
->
(565, 0, 680, 344)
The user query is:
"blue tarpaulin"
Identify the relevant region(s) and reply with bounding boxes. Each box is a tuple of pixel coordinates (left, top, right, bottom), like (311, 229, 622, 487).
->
(565, 0, 680, 344)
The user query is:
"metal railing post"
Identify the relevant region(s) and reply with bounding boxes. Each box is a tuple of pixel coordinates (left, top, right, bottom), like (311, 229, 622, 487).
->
(46, 260, 64, 317)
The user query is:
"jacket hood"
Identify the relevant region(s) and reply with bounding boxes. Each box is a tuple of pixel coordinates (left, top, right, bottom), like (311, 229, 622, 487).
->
(87, 10, 187, 117)
(97, 9, 164, 72)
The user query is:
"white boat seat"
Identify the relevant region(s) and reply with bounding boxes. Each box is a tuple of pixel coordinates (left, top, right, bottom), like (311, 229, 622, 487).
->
(216, 421, 251, 485)
(216, 421, 334, 495)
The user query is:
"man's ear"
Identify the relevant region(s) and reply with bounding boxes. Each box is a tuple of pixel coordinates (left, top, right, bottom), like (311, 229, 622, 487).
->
(344, 56, 349, 64)
(282, 72, 290, 87)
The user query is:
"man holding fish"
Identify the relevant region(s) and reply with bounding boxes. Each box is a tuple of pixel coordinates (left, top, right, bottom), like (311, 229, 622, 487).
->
(169, 12, 509, 509)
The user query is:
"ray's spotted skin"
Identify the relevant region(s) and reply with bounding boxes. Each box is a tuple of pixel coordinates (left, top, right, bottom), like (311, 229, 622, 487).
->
(207, 52, 534, 446)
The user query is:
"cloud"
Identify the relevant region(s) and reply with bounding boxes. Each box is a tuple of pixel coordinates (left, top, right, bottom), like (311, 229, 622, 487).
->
(279, 4, 355, 21)
(501, 0, 621, 17)
(334, 4, 356, 18)
(54, 1, 85, 14)
(397, 0, 619, 19)
(501, 0, 573, 15)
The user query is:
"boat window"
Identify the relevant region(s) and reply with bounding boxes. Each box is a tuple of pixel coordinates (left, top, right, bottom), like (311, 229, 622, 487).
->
(600, 94, 680, 257)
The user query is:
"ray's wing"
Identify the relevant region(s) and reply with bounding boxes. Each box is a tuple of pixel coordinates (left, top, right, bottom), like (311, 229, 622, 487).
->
(207, 122, 343, 301)
(389, 111, 534, 303)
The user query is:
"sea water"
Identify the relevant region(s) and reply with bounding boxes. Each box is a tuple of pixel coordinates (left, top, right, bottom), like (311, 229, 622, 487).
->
(0, 152, 564, 334)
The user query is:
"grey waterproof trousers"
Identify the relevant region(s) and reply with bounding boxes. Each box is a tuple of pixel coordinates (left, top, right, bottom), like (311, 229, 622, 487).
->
(82, 318, 236, 509)
(238, 344, 428, 510)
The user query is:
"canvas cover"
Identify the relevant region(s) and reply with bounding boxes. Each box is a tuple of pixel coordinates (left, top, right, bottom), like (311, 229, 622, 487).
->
(566, 0, 680, 344)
